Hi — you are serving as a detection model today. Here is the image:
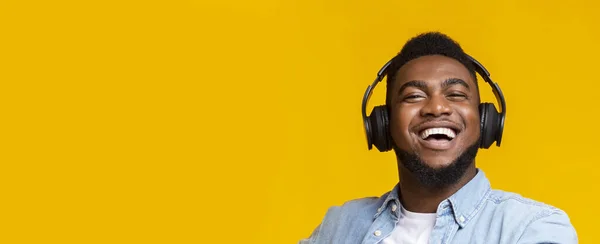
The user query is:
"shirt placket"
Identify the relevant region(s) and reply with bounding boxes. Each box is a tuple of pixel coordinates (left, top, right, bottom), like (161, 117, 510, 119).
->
(429, 200, 459, 244)
(361, 201, 400, 244)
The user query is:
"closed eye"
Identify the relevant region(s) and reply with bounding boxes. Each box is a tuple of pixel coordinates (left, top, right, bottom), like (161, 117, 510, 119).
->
(447, 93, 468, 101)
(404, 94, 426, 102)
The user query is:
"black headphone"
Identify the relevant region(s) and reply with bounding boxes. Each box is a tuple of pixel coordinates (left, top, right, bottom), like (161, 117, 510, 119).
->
(361, 54, 506, 152)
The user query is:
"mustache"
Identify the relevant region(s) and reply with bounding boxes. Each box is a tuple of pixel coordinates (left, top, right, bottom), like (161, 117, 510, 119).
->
(412, 117, 464, 131)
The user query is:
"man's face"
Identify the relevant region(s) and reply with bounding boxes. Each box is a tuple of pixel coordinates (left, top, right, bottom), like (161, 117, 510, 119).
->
(389, 55, 480, 170)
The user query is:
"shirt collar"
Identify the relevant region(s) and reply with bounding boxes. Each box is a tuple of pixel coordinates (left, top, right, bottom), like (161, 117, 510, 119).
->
(375, 169, 491, 228)
(373, 183, 401, 219)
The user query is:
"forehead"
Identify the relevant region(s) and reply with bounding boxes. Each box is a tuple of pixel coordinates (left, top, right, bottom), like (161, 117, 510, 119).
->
(393, 55, 475, 88)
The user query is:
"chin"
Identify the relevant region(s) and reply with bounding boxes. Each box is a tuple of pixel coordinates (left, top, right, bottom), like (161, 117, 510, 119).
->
(395, 141, 480, 188)
(419, 155, 458, 169)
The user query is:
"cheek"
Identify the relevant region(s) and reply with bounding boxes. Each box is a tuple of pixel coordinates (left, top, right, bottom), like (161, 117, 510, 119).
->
(390, 106, 419, 146)
(460, 106, 481, 140)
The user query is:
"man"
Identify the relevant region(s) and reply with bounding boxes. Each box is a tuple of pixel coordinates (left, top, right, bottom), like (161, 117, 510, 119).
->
(300, 32, 577, 244)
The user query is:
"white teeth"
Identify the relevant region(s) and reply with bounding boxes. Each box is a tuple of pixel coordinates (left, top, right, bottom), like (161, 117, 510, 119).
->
(420, 127, 456, 139)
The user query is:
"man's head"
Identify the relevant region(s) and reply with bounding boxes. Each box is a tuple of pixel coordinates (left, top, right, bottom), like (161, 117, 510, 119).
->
(385, 32, 481, 188)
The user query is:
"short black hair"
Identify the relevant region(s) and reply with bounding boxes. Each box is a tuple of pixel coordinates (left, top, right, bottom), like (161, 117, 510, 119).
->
(385, 32, 478, 105)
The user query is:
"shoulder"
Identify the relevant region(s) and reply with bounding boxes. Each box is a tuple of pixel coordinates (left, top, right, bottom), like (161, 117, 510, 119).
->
(300, 193, 390, 244)
(321, 194, 385, 224)
(486, 189, 562, 213)
(486, 189, 569, 219)
(485, 189, 578, 243)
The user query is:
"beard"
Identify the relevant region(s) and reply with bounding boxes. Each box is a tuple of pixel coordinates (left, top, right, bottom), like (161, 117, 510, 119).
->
(393, 140, 480, 189)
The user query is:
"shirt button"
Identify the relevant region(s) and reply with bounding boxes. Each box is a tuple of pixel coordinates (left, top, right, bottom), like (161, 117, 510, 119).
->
(391, 204, 397, 212)
(374, 230, 382, 237)
(459, 216, 466, 222)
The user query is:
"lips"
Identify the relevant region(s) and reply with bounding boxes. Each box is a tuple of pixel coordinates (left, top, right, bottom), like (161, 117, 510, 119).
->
(420, 127, 456, 139)
(413, 121, 462, 151)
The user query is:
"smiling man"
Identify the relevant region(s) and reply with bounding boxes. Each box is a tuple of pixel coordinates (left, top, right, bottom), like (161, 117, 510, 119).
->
(300, 32, 577, 244)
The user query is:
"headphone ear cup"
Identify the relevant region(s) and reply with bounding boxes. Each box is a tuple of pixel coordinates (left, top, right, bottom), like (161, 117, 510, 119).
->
(479, 103, 499, 149)
(369, 105, 392, 152)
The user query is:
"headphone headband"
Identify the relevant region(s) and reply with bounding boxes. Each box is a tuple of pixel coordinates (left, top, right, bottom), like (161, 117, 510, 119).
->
(362, 54, 506, 150)
(465, 55, 506, 142)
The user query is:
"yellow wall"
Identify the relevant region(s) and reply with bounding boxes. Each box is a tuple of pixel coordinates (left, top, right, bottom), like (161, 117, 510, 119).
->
(2, 0, 599, 243)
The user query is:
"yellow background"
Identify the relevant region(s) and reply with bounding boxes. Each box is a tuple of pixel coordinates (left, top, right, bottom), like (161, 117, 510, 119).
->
(1, 0, 598, 243)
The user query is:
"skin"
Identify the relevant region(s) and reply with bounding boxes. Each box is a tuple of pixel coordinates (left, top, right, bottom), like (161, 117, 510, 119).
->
(388, 55, 481, 213)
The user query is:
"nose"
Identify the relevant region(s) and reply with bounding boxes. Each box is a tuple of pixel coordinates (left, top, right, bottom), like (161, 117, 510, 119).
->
(420, 94, 452, 117)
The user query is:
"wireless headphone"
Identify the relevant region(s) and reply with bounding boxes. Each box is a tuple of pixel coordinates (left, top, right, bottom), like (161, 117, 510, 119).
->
(361, 54, 506, 152)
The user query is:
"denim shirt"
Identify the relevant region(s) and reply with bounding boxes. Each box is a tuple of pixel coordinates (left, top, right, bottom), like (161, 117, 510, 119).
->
(300, 170, 578, 244)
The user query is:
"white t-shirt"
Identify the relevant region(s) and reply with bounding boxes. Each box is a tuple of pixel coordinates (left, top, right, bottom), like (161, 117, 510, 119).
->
(381, 206, 437, 244)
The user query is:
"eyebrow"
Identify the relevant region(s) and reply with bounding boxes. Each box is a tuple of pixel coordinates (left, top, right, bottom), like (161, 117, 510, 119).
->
(397, 78, 471, 96)
(397, 80, 428, 95)
(442, 78, 470, 90)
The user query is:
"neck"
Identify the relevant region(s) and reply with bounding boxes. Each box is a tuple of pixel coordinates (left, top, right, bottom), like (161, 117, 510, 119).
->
(397, 164, 476, 213)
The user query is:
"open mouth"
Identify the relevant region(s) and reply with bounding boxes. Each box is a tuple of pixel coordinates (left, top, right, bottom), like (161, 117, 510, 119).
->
(417, 127, 458, 150)
(420, 127, 456, 141)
